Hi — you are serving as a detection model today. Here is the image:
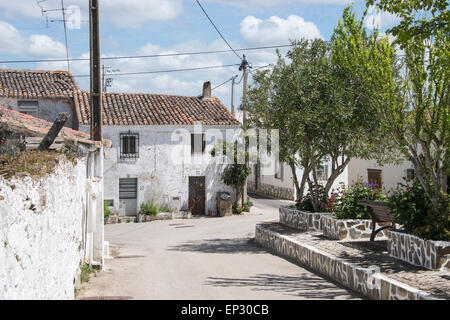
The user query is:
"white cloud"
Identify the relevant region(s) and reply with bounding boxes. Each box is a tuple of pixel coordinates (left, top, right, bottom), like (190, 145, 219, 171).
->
(240, 15, 323, 46)
(0, 21, 66, 58)
(0, 0, 182, 28)
(205, 0, 354, 7)
(364, 6, 400, 30)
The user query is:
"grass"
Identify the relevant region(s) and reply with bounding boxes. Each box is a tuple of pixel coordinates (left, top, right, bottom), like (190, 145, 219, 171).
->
(140, 200, 172, 215)
(0, 150, 78, 180)
(80, 264, 96, 284)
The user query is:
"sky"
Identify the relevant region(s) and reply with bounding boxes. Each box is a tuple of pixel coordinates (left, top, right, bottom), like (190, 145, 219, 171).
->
(0, 0, 400, 111)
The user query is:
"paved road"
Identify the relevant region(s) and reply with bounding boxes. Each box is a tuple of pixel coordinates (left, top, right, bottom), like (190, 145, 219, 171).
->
(78, 194, 362, 300)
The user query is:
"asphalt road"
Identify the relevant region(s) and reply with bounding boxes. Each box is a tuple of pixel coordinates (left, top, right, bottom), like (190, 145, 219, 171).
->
(78, 194, 362, 300)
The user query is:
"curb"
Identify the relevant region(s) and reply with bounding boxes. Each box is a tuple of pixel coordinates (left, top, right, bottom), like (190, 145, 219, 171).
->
(255, 223, 442, 300)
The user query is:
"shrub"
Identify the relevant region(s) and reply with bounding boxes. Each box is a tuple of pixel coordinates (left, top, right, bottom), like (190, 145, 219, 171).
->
(296, 184, 329, 212)
(158, 204, 171, 213)
(331, 181, 385, 219)
(103, 202, 112, 219)
(232, 203, 244, 214)
(140, 201, 158, 216)
(388, 180, 449, 241)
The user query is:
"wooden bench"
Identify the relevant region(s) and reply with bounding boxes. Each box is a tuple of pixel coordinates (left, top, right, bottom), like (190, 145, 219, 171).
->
(357, 200, 396, 241)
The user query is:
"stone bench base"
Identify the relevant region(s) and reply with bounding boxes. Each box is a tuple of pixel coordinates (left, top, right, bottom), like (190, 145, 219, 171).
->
(322, 215, 392, 241)
(279, 206, 329, 232)
(255, 223, 441, 300)
(388, 230, 450, 270)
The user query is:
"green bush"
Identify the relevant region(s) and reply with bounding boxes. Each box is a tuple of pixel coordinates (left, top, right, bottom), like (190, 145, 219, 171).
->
(296, 184, 330, 212)
(331, 181, 385, 219)
(388, 180, 449, 241)
(103, 202, 112, 219)
(140, 201, 158, 216)
(158, 204, 171, 212)
(232, 203, 244, 214)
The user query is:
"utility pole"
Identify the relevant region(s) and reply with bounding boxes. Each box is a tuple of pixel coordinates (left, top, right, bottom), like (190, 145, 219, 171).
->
(90, 0, 102, 141)
(230, 75, 238, 116)
(239, 55, 250, 206)
(239, 55, 250, 129)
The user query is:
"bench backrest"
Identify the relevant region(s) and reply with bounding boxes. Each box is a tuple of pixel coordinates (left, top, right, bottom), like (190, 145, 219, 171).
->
(358, 200, 395, 223)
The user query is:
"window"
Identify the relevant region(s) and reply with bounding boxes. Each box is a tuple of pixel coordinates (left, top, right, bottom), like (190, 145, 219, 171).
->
(104, 200, 114, 207)
(317, 165, 328, 181)
(120, 132, 139, 159)
(18, 101, 39, 117)
(191, 134, 205, 155)
(406, 169, 415, 180)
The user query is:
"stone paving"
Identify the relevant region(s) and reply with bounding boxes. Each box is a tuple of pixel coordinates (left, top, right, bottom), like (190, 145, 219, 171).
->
(261, 222, 450, 300)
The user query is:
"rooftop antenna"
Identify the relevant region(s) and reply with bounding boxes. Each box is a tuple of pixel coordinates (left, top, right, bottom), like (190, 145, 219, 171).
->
(36, 0, 71, 72)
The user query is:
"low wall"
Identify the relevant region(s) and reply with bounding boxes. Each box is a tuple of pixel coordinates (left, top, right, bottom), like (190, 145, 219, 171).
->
(255, 223, 439, 300)
(279, 206, 329, 232)
(388, 231, 450, 270)
(0, 159, 86, 299)
(248, 180, 294, 200)
(322, 215, 390, 241)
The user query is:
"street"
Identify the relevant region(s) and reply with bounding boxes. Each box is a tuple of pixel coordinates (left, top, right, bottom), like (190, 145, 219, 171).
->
(78, 194, 362, 300)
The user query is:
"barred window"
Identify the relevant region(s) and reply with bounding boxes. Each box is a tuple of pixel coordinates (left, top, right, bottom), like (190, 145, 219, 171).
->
(120, 132, 139, 159)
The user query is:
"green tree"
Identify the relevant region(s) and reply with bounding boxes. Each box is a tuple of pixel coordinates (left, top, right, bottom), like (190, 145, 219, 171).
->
(335, 2, 448, 237)
(246, 35, 393, 211)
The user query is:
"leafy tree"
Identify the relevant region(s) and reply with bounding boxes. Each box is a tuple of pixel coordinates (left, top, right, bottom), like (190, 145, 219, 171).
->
(335, 2, 448, 237)
(245, 34, 393, 211)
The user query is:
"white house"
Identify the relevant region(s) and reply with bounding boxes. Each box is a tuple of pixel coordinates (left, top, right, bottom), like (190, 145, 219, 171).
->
(75, 82, 241, 216)
(0, 69, 241, 217)
(248, 157, 416, 201)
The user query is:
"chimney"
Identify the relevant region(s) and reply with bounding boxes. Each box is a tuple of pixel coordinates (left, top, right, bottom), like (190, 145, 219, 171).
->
(202, 81, 212, 100)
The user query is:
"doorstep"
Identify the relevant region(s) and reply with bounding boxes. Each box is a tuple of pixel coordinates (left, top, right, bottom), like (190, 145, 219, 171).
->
(255, 222, 449, 300)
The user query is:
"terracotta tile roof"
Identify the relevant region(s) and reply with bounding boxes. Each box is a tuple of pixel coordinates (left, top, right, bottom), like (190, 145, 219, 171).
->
(75, 91, 240, 126)
(0, 69, 78, 99)
(0, 106, 110, 147)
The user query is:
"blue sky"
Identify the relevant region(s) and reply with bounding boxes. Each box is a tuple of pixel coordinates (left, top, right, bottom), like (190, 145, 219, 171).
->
(0, 0, 399, 110)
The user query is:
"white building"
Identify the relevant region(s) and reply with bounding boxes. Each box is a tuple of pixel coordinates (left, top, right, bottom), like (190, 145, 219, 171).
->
(75, 82, 241, 216)
(248, 157, 415, 201)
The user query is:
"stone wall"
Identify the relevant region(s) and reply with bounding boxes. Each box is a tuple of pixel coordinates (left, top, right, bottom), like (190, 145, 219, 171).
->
(387, 231, 450, 270)
(322, 215, 391, 241)
(255, 223, 439, 300)
(0, 159, 87, 299)
(279, 206, 329, 232)
(247, 180, 294, 200)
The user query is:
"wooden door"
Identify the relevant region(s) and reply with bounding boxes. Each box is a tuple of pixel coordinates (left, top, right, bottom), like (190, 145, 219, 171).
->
(367, 169, 382, 189)
(189, 176, 206, 215)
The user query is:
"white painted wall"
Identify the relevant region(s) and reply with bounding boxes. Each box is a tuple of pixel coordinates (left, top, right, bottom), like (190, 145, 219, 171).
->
(0, 97, 78, 129)
(249, 156, 412, 199)
(0, 159, 87, 300)
(80, 124, 238, 216)
(346, 158, 414, 192)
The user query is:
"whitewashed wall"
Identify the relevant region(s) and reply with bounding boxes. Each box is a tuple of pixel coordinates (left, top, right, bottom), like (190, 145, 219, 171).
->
(80, 125, 238, 216)
(0, 159, 86, 300)
(346, 158, 414, 192)
(0, 97, 77, 129)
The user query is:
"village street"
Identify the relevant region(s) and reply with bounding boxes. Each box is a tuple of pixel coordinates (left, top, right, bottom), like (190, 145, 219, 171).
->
(78, 195, 362, 300)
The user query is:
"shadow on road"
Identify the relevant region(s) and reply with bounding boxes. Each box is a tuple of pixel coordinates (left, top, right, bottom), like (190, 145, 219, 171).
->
(204, 273, 359, 299)
(167, 237, 266, 254)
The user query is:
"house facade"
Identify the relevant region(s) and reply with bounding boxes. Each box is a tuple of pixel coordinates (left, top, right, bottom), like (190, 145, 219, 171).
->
(248, 158, 416, 201)
(0, 68, 241, 217)
(75, 83, 241, 216)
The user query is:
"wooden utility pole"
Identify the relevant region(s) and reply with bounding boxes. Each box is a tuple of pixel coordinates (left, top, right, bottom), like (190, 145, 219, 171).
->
(90, 0, 102, 141)
(239, 55, 250, 206)
(239, 55, 249, 129)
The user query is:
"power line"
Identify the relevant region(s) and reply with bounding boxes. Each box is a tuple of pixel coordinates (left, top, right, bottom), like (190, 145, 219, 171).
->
(72, 64, 240, 78)
(212, 77, 233, 91)
(0, 44, 294, 65)
(195, 0, 242, 61)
